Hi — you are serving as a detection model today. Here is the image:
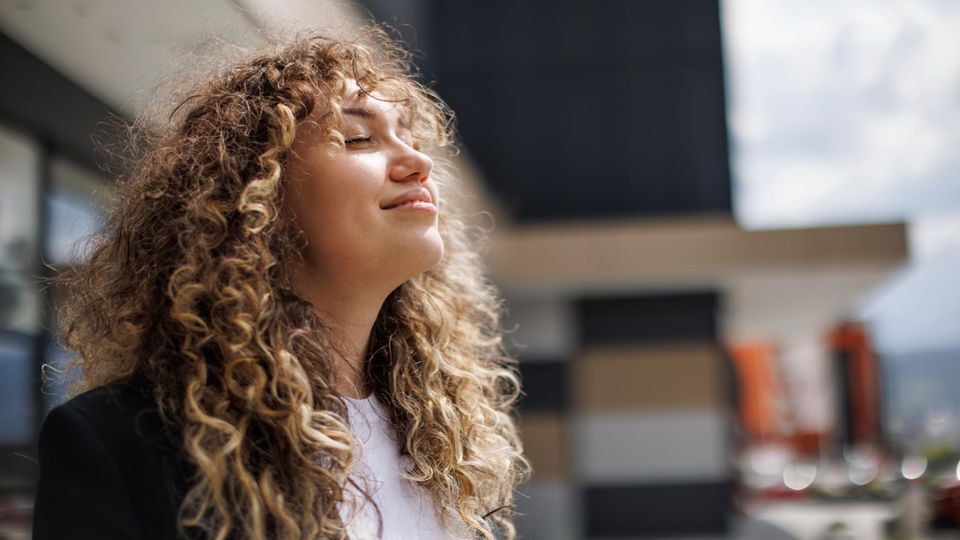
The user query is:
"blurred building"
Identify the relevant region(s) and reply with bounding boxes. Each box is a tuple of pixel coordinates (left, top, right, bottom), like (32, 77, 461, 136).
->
(0, 1, 908, 538)
(356, 0, 907, 537)
(365, 0, 907, 539)
(0, 27, 116, 495)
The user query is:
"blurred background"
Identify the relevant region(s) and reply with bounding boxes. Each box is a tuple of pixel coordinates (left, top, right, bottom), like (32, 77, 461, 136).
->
(0, 0, 958, 538)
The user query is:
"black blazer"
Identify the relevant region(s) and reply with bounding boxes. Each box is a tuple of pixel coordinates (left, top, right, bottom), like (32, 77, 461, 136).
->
(33, 376, 193, 540)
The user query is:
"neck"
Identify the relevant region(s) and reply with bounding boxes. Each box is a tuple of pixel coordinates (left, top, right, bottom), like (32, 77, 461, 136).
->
(293, 272, 392, 399)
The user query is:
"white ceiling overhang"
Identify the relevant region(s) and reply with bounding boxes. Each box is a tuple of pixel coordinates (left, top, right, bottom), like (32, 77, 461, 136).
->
(488, 217, 909, 341)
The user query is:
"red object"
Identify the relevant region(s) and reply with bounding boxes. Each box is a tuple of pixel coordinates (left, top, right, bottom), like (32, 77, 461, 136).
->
(788, 430, 829, 457)
(0, 499, 32, 526)
(933, 481, 960, 527)
(729, 343, 781, 440)
(830, 323, 881, 446)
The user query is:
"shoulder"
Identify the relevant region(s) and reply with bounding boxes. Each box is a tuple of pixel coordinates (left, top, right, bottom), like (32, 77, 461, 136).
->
(43, 375, 172, 455)
(38, 374, 182, 482)
(56, 374, 157, 424)
(35, 375, 190, 539)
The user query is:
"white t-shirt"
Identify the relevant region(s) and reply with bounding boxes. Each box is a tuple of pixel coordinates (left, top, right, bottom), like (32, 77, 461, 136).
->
(339, 394, 469, 540)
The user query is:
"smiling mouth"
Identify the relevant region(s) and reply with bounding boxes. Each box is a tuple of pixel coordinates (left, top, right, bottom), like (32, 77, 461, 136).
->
(383, 200, 437, 211)
(382, 188, 436, 210)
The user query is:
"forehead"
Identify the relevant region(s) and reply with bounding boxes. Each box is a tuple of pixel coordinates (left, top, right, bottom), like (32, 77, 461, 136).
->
(340, 80, 411, 122)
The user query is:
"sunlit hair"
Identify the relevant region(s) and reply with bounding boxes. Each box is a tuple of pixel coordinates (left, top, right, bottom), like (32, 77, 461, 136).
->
(55, 28, 529, 539)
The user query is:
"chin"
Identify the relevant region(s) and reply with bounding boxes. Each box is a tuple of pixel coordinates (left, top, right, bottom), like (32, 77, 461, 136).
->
(417, 231, 446, 272)
(391, 229, 445, 282)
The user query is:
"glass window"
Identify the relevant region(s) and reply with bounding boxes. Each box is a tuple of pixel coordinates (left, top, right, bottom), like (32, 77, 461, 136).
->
(0, 330, 35, 445)
(46, 157, 110, 265)
(0, 123, 41, 334)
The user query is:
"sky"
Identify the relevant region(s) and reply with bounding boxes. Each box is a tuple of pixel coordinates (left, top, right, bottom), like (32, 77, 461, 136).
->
(722, 0, 960, 354)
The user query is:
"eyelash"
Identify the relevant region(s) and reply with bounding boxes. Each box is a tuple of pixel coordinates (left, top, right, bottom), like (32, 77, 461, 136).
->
(345, 136, 372, 146)
(344, 135, 419, 149)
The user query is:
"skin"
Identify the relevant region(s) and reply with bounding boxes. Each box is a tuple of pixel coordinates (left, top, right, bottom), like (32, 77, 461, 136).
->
(284, 81, 444, 398)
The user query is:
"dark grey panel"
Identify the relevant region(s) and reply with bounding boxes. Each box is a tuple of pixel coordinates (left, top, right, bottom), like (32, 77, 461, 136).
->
(422, 0, 732, 223)
(578, 292, 719, 346)
(583, 481, 730, 537)
(517, 360, 568, 412)
(834, 349, 855, 447)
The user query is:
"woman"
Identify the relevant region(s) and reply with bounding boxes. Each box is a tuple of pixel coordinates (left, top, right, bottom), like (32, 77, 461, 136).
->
(33, 29, 528, 540)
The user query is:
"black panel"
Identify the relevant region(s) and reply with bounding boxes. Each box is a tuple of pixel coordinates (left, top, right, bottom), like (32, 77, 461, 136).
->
(517, 360, 568, 412)
(0, 31, 121, 172)
(834, 349, 854, 447)
(578, 292, 718, 346)
(583, 481, 730, 537)
(419, 0, 731, 223)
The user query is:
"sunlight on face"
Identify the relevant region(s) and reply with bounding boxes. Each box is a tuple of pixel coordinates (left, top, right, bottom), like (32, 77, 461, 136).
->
(284, 80, 444, 295)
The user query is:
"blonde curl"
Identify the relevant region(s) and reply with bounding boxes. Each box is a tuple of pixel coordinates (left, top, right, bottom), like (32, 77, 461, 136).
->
(55, 28, 528, 539)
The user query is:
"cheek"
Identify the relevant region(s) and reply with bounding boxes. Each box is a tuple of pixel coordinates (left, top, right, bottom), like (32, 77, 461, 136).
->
(293, 173, 385, 250)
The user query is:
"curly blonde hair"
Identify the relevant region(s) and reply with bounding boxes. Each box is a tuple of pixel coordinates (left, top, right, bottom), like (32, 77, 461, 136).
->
(56, 28, 528, 539)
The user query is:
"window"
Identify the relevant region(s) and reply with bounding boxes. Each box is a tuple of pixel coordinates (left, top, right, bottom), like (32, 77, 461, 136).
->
(0, 330, 34, 445)
(46, 157, 109, 265)
(0, 123, 41, 335)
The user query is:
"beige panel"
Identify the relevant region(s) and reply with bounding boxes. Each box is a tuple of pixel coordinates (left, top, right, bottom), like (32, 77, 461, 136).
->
(487, 219, 907, 343)
(519, 413, 569, 482)
(573, 343, 723, 413)
(489, 218, 907, 290)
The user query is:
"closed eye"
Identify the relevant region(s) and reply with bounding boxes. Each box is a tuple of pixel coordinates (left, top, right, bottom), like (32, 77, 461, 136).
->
(345, 136, 372, 146)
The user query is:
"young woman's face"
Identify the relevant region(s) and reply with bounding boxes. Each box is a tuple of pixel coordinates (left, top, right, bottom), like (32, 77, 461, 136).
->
(284, 82, 444, 292)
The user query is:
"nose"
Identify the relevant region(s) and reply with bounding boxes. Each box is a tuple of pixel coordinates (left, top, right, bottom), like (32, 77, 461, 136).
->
(389, 143, 433, 185)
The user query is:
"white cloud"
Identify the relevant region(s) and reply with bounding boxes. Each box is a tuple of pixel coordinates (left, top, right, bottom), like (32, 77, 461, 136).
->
(723, 0, 960, 229)
(723, 0, 960, 352)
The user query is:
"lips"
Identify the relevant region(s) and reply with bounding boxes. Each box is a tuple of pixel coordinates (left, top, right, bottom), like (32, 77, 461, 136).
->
(382, 188, 434, 210)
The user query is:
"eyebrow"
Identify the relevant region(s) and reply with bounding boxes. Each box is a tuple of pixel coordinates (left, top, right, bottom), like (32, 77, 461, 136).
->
(342, 106, 411, 130)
